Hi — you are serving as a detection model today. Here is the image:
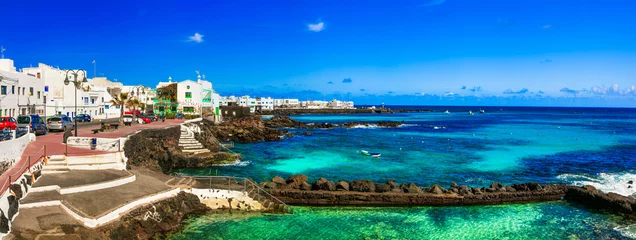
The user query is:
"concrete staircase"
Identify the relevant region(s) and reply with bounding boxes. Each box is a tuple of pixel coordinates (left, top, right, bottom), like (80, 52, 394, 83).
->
(179, 126, 210, 154)
(41, 152, 127, 173)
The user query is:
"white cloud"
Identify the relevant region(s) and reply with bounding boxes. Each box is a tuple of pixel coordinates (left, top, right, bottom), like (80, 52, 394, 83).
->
(543, 24, 552, 29)
(188, 33, 204, 43)
(308, 21, 325, 32)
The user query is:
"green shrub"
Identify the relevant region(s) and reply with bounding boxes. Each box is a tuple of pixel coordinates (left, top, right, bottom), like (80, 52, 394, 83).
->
(166, 112, 176, 119)
(184, 114, 199, 119)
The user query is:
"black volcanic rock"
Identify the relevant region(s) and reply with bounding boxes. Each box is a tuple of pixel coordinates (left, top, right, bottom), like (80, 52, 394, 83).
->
(336, 181, 350, 191)
(401, 183, 423, 193)
(375, 183, 391, 193)
(272, 176, 286, 185)
(428, 184, 445, 195)
(351, 180, 376, 192)
(286, 174, 308, 189)
(312, 178, 336, 191)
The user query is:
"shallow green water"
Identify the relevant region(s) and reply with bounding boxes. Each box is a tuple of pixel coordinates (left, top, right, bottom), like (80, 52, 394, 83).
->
(169, 202, 635, 240)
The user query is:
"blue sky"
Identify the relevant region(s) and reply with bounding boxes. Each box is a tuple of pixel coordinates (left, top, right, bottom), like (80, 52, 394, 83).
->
(2, 0, 636, 107)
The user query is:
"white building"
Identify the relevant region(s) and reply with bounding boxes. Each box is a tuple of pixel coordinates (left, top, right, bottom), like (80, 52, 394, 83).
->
(0, 59, 45, 117)
(155, 76, 221, 119)
(273, 98, 300, 108)
(301, 100, 329, 109)
(255, 97, 274, 111)
(21, 64, 121, 119)
(328, 99, 355, 109)
(121, 85, 154, 112)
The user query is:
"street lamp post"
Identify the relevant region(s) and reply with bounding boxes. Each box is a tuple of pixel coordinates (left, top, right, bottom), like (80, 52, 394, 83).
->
(63, 69, 88, 137)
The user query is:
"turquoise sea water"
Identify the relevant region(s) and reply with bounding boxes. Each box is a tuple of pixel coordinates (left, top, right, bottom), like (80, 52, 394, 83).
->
(170, 203, 635, 239)
(174, 107, 636, 239)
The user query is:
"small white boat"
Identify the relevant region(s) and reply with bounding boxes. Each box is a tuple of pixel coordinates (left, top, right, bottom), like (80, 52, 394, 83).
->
(479, 109, 485, 114)
(444, 110, 450, 114)
(361, 150, 371, 156)
(371, 153, 381, 158)
(469, 111, 474, 115)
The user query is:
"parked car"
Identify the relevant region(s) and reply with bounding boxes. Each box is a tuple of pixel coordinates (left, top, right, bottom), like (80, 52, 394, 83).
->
(74, 114, 92, 122)
(145, 113, 158, 122)
(137, 114, 151, 124)
(17, 115, 48, 135)
(47, 116, 75, 132)
(123, 114, 134, 126)
(0, 116, 17, 130)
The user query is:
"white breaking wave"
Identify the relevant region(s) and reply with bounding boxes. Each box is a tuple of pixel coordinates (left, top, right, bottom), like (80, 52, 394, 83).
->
(349, 125, 379, 129)
(615, 225, 636, 239)
(213, 160, 251, 167)
(400, 124, 418, 127)
(557, 172, 636, 198)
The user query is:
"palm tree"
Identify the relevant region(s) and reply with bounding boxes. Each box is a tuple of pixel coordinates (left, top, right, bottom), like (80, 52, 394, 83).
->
(110, 92, 129, 125)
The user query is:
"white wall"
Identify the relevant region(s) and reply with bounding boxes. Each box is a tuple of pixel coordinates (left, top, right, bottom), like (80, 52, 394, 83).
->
(0, 133, 34, 174)
(0, 62, 46, 117)
(178, 80, 202, 114)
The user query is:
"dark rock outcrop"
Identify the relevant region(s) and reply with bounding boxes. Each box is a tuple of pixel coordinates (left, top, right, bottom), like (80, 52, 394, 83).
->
(401, 183, 423, 194)
(7, 195, 18, 220)
(311, 178, 336, 191)
(287, 174, 308, 187)
(110, 192, 209, 240)
(565, 185, 635, 216)
(9, 184, 23, 200)
(272, 176, 286, 185)
(375, 183, 391, 193)
(124, 126, 241, 174)
(0, 210, 8, 233)
(336, 181, 350, 191)
(350, 180, 376, 192)
(427, 184, 445, 195)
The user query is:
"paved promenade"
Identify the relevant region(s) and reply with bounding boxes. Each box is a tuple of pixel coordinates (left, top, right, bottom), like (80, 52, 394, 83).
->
(0, 119, 184, 193)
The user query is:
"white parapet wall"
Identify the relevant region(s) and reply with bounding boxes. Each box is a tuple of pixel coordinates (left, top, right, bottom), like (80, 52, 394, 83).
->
(29, 174, 136, 195)
(0, 133, 36, 175)
(66, 137, 127, 152)
(20, 188, 181, 228)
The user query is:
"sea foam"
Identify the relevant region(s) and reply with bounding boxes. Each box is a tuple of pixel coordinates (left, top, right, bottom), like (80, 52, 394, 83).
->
(557, 172, 636, 198)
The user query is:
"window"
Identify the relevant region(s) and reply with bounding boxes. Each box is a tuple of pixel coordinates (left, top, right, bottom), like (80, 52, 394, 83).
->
(183, 107, 195, 112)
(11, 86, 14, 94)
(0, 86, 6, 95)
(102, 97, 104, 103)
(91, 98, 95, 104)
(29, 87, 33, 96)
(185, 92, 192, 98)
(44, 96, 47, 104)
(37, 91, 41, 99)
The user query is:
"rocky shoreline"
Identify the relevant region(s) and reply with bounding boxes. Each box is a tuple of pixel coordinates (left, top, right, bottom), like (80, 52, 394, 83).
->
(181, 116, 403, 144)
(265, 115, 403, 129)
(260, 175, 636, 217)
(123, 126, 241, 173)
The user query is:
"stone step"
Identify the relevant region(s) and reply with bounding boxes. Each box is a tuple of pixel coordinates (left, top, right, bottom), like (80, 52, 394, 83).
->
(181, 145, 205, 149)
(178, 143, 203, 147)
(179, 139, 199, 143)
(182, 149, 210, 154)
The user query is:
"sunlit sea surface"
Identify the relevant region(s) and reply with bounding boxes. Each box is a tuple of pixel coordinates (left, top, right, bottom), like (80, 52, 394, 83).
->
(174, 106, 636, 239)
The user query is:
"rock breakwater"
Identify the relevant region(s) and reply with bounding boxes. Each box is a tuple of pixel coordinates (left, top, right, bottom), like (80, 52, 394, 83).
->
(261, 176, 566, 207)
(259, 175, 636, 217)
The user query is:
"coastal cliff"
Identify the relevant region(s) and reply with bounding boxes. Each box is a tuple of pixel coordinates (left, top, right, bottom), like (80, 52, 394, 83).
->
(123, 126, 240, 174)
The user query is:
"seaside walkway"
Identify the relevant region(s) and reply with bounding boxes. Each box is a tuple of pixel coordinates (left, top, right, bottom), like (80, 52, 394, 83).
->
(0, 119, 184, 193)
